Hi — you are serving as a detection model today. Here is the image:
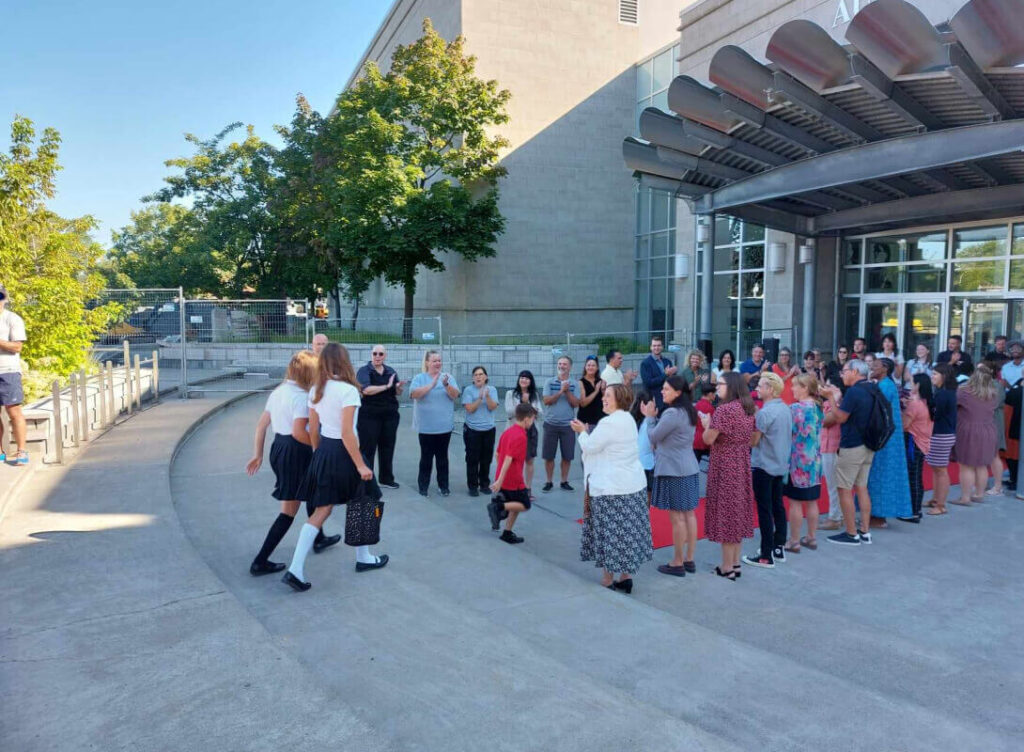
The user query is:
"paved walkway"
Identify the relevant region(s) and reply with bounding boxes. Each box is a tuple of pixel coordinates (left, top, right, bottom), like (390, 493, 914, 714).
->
(4, 394, 1023, 751)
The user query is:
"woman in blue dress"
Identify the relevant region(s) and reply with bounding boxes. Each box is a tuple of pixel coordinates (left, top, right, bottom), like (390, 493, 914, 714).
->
(867, 357, 912, 525)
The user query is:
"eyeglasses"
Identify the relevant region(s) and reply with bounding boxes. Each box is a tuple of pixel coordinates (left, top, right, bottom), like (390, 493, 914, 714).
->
(372, 351, 385, 356)
(838, 350, 848, 354)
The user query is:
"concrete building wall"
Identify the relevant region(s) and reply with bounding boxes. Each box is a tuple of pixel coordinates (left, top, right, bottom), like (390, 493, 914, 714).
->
(351, 0, 691, 336)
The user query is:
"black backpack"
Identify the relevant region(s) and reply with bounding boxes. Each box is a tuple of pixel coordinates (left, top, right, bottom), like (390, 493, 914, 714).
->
(862, 382, 895, 452)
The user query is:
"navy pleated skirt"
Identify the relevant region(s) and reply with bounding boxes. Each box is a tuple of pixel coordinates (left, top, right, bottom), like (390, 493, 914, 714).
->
(269, 434, 312, 500)
(296, 437, 382, 508)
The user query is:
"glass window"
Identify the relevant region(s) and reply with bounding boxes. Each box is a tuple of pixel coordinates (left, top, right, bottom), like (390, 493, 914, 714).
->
(635, 235, 650, 260)
(842, 268, 861, 294)
(865, 266, 900, 293)
(635, 280, 650, 329)
(739, 300, 764, 353)
(636, 188, 650, 235)
(840, 301, 860, 353)
(651, 232, 670, 257)
(637, 61, 652, 101)
(715, 215, 742, 246)
(650, 256, 669, 278)
(907, 232, 947, 262)
(951, 260, 1006, 292)
(651, 191, 669, 232)
(651, 278, 669, 331)
(864, 232, 946, 263)
(905, 264, 946, 293)
(742, 272, 764, 299)
(742, 245, 764, 269)
(672, 45, 681, 76)
(652, 89, 669, 113)
(1010, 259, 1024, 291)
(743, 223, 766, 244)
(953, 226, 1007, 258)
(653, 50, 672, 92)
(1013, 223, 1024, 256)
(635, 259, 649, 280)
(842, 239, 862, 266)
(714, 246, 739, 271)
(864, 238, 899, 264)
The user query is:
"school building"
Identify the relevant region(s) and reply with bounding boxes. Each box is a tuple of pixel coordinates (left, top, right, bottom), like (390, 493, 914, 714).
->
(347, 0, 1024, 364)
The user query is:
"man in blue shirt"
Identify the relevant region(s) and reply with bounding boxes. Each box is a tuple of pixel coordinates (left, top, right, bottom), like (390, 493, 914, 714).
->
(542, 356, 580, 492)
(640, 336, 677, 408)
(822, 359, 876, 546)
(739, 344, 770, 386)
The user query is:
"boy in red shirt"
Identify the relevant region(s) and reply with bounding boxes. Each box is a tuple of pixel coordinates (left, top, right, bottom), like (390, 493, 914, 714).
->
(487, 403, 538, 544)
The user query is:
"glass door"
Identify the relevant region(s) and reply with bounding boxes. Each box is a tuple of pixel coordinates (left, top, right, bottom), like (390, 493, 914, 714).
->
(862, 300, 900, 353)
(903, 300, 944, 364)
(963, 300, 1007, 363)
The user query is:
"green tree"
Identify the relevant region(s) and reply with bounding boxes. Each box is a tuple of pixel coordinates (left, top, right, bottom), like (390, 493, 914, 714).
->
(310, 19, 510, 336)
(145, 123, 323, 300)
(0, 115, 115, 390)
(108, 203, 222, 294)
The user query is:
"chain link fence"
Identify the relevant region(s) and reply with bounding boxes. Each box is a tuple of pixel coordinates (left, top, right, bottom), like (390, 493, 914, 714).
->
(310, 315, 443, 347)
(89, 288, 183, 366)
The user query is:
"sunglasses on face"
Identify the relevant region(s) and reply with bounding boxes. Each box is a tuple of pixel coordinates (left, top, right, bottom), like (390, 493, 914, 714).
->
(372, 351, 385, 356)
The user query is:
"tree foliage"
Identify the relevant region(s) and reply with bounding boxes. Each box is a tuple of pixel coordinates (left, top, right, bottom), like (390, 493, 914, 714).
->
(0, 115, 115, 387)
(304, 19, 510, 327)
(126, 123, 325, 300)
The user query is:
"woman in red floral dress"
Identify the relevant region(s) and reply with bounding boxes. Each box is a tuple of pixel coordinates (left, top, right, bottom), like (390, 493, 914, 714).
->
(700, 372, 757, 581)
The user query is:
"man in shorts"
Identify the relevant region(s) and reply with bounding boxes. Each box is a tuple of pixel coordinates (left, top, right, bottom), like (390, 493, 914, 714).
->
(0, 284, 28, 465)
(823, 359, 875, 545)
(542, 356, 580, 492)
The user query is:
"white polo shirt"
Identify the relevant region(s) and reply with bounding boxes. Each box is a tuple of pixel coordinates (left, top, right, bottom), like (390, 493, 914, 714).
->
(265, 381, 310, 436)
(309, 379, 361, 440)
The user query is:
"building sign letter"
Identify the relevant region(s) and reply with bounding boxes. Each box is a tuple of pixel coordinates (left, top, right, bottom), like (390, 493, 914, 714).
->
(833, 0, 875, 28)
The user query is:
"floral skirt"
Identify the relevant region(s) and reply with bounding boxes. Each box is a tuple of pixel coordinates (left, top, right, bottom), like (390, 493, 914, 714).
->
(580, 489, 652, 574)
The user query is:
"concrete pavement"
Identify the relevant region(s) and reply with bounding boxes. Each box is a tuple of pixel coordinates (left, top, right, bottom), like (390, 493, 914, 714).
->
(173, 398, 1024, 751)
(3, 393, 1023, 751)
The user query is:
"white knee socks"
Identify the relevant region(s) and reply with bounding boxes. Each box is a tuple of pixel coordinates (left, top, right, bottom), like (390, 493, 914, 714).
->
(288, 523, 319, 581)
(355, 545, 379, 565)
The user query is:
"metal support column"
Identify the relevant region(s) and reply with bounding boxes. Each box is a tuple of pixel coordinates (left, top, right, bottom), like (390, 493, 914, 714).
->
(698, 213, 715, 360)
(178, 287, 188, 400)
(801, 238, 816, 354)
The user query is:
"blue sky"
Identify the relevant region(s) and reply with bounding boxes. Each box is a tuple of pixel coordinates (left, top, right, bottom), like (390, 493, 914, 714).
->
(1, 0, 389, 245)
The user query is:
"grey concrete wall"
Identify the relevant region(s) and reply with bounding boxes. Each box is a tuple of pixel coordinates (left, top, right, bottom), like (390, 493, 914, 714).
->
(351, 0, 692, 336)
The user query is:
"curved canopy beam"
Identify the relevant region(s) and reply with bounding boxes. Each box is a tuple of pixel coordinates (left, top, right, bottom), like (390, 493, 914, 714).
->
(708, 46, 774, 110)
(638, 108, 706, 156)
(694, 119, 1024, 214)
(667, 76, 741, 133)
(766, 20, 850, 91)
(846, 0, 948, 78)
(950, 0, 1024, 69)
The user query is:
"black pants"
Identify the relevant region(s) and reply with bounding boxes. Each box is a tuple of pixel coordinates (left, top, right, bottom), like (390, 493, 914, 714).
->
(906, 432, 925, 517)
(463, 426, 496, 491)
(752, 468, 786, 561)
(358, 410, 400, 485)
(418, 432, 451, 492)
(1007, 458, 1018, 489)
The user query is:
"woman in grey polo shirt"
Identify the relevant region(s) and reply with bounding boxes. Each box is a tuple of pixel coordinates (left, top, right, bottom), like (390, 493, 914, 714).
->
(641, 374, 700, 577)
(410, 350, 460, 497)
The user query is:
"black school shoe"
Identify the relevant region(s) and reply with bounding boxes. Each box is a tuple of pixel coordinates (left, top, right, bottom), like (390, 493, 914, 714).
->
(439, 488, 451, 497)
(313, 533, 341, 554)
(282, 571, 311, 592)
(500, 529, 524, 544)
(469, 488, 480, 497)
(355, 554, 389, 572)
(560, 482, 575, 492)
(542, 482, 553, 492)
(250, 560, 286, 576)
(487, 501, 503, 531)
(379, 480, 400, 490)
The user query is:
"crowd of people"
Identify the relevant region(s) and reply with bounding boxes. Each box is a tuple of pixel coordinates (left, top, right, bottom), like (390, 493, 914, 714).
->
(243, 330, 1022, 594)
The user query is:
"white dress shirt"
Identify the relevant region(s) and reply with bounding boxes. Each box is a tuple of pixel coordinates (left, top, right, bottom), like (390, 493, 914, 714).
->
(577, 410, 647, 497)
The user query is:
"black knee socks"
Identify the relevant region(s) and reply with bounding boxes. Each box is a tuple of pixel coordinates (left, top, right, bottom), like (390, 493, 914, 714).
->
(254, 513, 295, 564)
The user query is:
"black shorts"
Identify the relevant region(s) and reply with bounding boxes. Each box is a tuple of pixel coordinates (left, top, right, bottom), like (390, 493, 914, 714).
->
(498, 487, 531, 510)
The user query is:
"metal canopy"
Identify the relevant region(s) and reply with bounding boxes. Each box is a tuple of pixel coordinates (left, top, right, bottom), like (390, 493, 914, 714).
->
(622, 0, 1024, 237)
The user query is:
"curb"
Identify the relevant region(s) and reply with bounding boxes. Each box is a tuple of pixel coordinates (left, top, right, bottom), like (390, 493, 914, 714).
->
(0, 460, 40, 527)
(170, 390, 262, 466)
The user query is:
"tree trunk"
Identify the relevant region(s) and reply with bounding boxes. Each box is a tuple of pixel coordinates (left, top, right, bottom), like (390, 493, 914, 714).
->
(330, 288, 341, 323)
(403, 285, 415, 343)
(349, 296, 359, 331)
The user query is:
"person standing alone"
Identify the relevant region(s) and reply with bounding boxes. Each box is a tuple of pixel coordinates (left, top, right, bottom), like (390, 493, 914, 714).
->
(0, 284, 28, 465)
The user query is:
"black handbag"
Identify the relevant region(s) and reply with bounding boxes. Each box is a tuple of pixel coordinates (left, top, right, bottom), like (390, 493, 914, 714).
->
(344, 483, 385, 546)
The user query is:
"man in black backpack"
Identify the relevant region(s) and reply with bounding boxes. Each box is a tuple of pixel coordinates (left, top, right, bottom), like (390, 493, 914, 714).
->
(822, 359, 877, 546)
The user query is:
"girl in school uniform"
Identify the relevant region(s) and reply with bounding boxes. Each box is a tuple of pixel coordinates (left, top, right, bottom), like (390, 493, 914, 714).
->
(284, 343, 388, 591)
(245, 350, 319, 576)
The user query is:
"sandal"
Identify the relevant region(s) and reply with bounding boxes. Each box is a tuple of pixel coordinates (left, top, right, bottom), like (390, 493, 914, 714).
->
(784, 542, 801, 554)
(926, 507, 948, 515)
(949, 499, 972, 507)
(985, 487, 1003, 496)
(924, 500, 938, 509)
(799, 536, 817, 550)
(714, 566, 737, 581)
